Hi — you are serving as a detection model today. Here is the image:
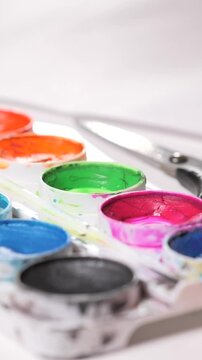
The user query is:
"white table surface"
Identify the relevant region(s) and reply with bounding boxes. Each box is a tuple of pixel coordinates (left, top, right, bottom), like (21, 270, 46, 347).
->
(0, 0, 202, 358)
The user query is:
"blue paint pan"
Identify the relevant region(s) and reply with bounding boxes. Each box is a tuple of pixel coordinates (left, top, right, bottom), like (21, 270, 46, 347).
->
(164, 223, 202, 279)
(0, 193, 12, 220)
(0, 219, 70, 281)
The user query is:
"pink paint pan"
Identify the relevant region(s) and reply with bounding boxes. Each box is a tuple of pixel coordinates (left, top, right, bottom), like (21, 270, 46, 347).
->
(99, 190, 202, 251)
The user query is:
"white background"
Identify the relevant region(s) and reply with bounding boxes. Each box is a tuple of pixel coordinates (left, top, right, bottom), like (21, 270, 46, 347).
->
(0, 0, 202, 358)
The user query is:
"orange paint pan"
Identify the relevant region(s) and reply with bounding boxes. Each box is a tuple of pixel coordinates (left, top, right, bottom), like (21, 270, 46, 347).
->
(0, 109, 33, 138)
(0, 134, 86, 191)
(0, 134, 86, 164)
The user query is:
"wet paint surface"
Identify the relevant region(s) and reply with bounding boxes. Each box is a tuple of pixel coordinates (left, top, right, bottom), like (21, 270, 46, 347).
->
(0, 110, 32, 137)
(169, 228, 202, 258)
(42, 162, 145, 193)
(0, 220, 69, 256)
(102, 192, 202, 224)
(21, 257, 133, 294)
(100, 191, 202, 251)
(0, 135, 85, 163)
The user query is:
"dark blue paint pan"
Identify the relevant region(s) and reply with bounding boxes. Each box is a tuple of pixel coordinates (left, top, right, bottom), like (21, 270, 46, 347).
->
(164, 223, 202, 278)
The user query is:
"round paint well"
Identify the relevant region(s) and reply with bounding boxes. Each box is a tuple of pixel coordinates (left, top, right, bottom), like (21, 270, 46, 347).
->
(99, 190, 202, 250)
(20, 257, 135, 296)
(163, 224, 202, 278)
(15, 257, 140, 359)
(0, 220, 70, 258)
(42, 162, 145, 194)
(0, 109, 32, 138)
(168, 227, 202, 258)
(0, 134, 85, 164)
(0, 193, 12, 219)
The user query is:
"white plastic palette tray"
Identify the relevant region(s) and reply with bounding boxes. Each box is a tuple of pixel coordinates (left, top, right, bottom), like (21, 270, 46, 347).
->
(0, 100, 202, 360)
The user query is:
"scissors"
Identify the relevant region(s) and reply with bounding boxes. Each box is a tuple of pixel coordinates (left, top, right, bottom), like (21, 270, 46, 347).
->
(76, 118, 202, 198)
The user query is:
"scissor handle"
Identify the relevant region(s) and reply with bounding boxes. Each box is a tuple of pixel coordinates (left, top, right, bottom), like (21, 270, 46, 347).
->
(161, 151, 202, 198)
(176, 168, 202, 198)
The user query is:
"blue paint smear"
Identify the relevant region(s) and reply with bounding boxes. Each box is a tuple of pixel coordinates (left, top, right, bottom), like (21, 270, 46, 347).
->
(170, 228, 202, 258)
(0, 220, 69, 255)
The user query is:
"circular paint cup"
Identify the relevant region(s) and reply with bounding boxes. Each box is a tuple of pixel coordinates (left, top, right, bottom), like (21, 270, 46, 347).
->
(40, 161, 146, 224)
(99, 190, 202, 252)
(0, 109, 32, 138)
(0, 193, 12, 220)
(0, 134, 86, 191)
(11, 256, 141, 358)
(163, 224, 202, 279)
(0, 220, 70, 281)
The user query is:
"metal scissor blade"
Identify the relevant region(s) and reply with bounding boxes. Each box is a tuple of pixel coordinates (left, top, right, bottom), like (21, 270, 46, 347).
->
(76, 118, 202, 197)
(77, 119, 171, 169)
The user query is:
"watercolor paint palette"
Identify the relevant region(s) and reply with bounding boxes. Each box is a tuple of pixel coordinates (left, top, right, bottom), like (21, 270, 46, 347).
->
(0, 101, 202, 359)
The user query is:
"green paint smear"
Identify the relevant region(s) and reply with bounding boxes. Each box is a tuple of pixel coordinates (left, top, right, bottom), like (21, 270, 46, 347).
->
(70, 187, 107, 194)
(42, 162, 145, 194)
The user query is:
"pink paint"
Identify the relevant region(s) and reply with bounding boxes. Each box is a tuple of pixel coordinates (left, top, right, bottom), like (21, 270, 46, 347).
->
(125, 215, 170, 226)
(100, 190, 202, 251)
(109, 218, 166, 250)
(92, 193, 110, 199)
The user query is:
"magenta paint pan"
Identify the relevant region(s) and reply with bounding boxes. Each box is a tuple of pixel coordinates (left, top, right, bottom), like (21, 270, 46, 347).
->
(99, 190, 202, 251)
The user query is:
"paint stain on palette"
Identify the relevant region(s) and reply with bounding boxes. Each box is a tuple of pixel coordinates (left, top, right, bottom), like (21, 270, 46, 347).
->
(0, 161, 9, 169)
